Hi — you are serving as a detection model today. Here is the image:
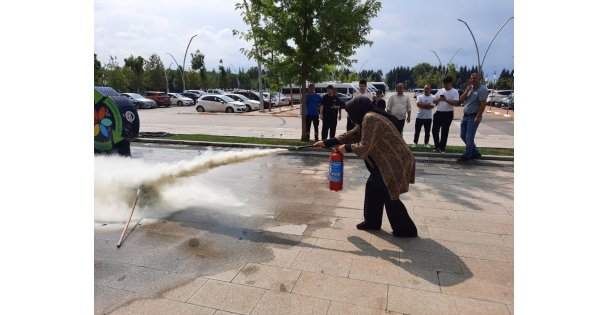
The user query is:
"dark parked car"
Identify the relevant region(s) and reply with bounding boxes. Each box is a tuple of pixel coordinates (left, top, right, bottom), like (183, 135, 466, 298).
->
(142, 91, 171, 107)
(181, 92, 201, 103)
(94, 86, 140, 157)
(233, 90, 271, 109)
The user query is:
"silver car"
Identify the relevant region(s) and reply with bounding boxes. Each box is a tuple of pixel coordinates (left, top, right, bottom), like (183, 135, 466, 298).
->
(224, 93, 260, 112)
(121, 93, 157, 109)
(167, 93, 194, 106)
(195, 95, 247, 113)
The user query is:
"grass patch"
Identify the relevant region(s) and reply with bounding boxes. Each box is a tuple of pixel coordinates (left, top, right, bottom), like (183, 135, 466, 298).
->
(162, 134, 514, 156)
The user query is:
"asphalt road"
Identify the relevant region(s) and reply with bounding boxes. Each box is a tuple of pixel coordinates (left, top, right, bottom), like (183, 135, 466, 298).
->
(136, 92, 514, 148)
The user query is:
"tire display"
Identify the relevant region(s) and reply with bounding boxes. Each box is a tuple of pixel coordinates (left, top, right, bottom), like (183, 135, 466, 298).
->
(94, 87, 140, 156)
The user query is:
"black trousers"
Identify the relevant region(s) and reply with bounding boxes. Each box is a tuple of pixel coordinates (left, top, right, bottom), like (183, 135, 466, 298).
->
(414, 118, 432, 144)
(396, 119, 405, 134)
(305, 115, 319, 140)
(321, 116, 338, 140)
(363, 166, 417, 235)
(432, 111, 454, 150)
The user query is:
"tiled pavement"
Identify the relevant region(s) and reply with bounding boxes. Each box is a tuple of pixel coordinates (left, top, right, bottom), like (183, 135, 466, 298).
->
(95, 143, 514, 314)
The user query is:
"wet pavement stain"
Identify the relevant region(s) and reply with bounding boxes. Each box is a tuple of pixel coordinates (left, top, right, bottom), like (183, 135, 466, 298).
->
(279, 284, 287, 292)
(240, 265, 259, 275)
(188, 238, 200, 247)
(117, 275, 126, 281)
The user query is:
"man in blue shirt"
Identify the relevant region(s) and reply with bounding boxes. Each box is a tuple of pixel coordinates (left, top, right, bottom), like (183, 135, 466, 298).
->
(458, 72, 489, 161)
(305, 83, 322, 141)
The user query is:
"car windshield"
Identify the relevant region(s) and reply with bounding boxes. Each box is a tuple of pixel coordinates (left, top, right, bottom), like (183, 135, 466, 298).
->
(217, 95, 236, 103)
(128, 93, 145, 99)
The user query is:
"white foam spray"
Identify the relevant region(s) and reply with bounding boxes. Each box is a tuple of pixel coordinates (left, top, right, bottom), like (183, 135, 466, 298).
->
(94, 148, 287, 223)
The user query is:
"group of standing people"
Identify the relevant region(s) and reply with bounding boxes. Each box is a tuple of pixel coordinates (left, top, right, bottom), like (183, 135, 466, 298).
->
(305, 73, 488, 161)
(307, 72, 488, 238)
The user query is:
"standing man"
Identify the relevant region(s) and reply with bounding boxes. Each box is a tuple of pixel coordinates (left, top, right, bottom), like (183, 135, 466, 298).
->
(350, 79, 373, 131)
(413, 84, 435, 148)
(373, 90, 386, 111)
(431, 76, 459, 153)
(458, 73, 488, 161)
(319, 85, 343, 140)
(305, 83, 322, 142)
(386, 83, 412, 133)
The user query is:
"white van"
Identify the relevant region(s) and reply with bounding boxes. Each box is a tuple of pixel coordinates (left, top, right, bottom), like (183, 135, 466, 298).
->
(313, 82, 356, 97)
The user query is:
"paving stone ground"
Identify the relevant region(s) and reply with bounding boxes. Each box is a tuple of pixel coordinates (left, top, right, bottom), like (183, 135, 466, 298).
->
(95, 143, 514, 315)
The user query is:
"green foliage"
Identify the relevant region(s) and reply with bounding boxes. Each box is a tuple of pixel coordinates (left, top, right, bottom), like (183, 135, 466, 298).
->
(190, 49, 207, 88)
(218, 59, 227, 88)
(143, 53, 166, 91)
(94, 54, 105, 86)
(124, 55, 145, 92)
(105, 56, 129, 92)
(234, 0, 382, 139)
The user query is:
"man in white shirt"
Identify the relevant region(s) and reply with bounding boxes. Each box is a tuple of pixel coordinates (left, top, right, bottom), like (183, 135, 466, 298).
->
(348, 79, 373, 131)
(386, 83, 411, 133)
(431, 76, 460, 153)
(414, 84, 435, 147)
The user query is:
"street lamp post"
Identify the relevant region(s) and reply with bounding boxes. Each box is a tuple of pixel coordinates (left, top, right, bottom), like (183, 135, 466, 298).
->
(457, 17, 513, 83)
(431, 48, 463, 80)
(230, 64, 240, 90)
(164, 62, 173, 93)
(182, 34, 198, 92)
(166, 53, 182, 90)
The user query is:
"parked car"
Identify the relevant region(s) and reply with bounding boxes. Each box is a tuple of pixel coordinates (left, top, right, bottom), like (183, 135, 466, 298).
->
(499, 92, 514, 110)
(414, 88, 424, 98)
(206, 88, 226, 95)
(184, 89, 208, 97)
(142, 91, 172, 107)
(263, 92, 290, 107)
(224, 93, 260, 112)
(233, 90, 271, 109)
(121, 93, 157, 109)
(167, 93, 194, 106)
(195, 95, 248, 113)
(181, 92, 203, 103)
(487, 89, 513, 106)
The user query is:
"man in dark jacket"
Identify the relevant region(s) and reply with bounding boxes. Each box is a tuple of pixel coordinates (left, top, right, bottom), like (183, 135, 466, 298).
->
(319, 85, 344, 140)
(372, 90, 386, 111)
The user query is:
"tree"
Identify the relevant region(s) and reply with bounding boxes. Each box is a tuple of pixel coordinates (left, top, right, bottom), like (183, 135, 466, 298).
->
(234, 0, 382, 141)
(143, 53, 166, 91)
(190, 49, 208, 89)
(106, 56, 129, 92)
(124, 55, 145, 93)
(94, 54, 105, 86)
(218, 59, 227, 89)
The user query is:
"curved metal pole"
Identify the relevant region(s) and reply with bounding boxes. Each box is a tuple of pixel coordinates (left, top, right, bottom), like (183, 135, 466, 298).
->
(164, 62, 173, 93)
(447, 48, 462, 65)
(430, 49, 443, 80)
(166, 53, 182, 89)
(481, 17, 514, 73)
(182, 34, 198, 91)
(457, 19, 482, 79)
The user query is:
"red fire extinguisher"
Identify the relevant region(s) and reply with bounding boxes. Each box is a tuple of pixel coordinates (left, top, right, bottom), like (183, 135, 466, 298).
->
(329, 148, 343, 191)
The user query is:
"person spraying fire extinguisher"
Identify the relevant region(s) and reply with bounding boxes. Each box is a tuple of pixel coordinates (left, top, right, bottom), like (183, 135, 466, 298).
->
(314, 96, 418, 238)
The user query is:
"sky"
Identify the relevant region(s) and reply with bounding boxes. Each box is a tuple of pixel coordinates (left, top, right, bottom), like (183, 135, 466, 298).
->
(94, 0, 514, 79)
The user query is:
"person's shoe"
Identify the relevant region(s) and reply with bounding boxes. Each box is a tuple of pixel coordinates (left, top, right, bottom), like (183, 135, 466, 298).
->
(392, 230, 418, 238)
(356, 221, 381, 231)
(425, 143, 432, 148)
(434, 147, 442, 153)
(412, 143, 417, 148)
(472, 153, 482, 160)
(457, 155, 470, 162)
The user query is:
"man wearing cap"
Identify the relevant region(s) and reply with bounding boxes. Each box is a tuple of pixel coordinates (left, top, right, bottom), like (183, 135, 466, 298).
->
(319, 85, 344, 140)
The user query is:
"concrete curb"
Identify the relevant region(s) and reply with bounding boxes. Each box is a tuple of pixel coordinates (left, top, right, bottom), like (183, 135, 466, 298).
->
(132, 138, 514, 162)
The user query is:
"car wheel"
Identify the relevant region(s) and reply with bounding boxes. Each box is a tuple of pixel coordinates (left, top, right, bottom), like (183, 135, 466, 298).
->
(246, 105, 252, 112)
(177, 100, 183, 106)
(226, 107, 234, 113)
(196, 105, 205, 112)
